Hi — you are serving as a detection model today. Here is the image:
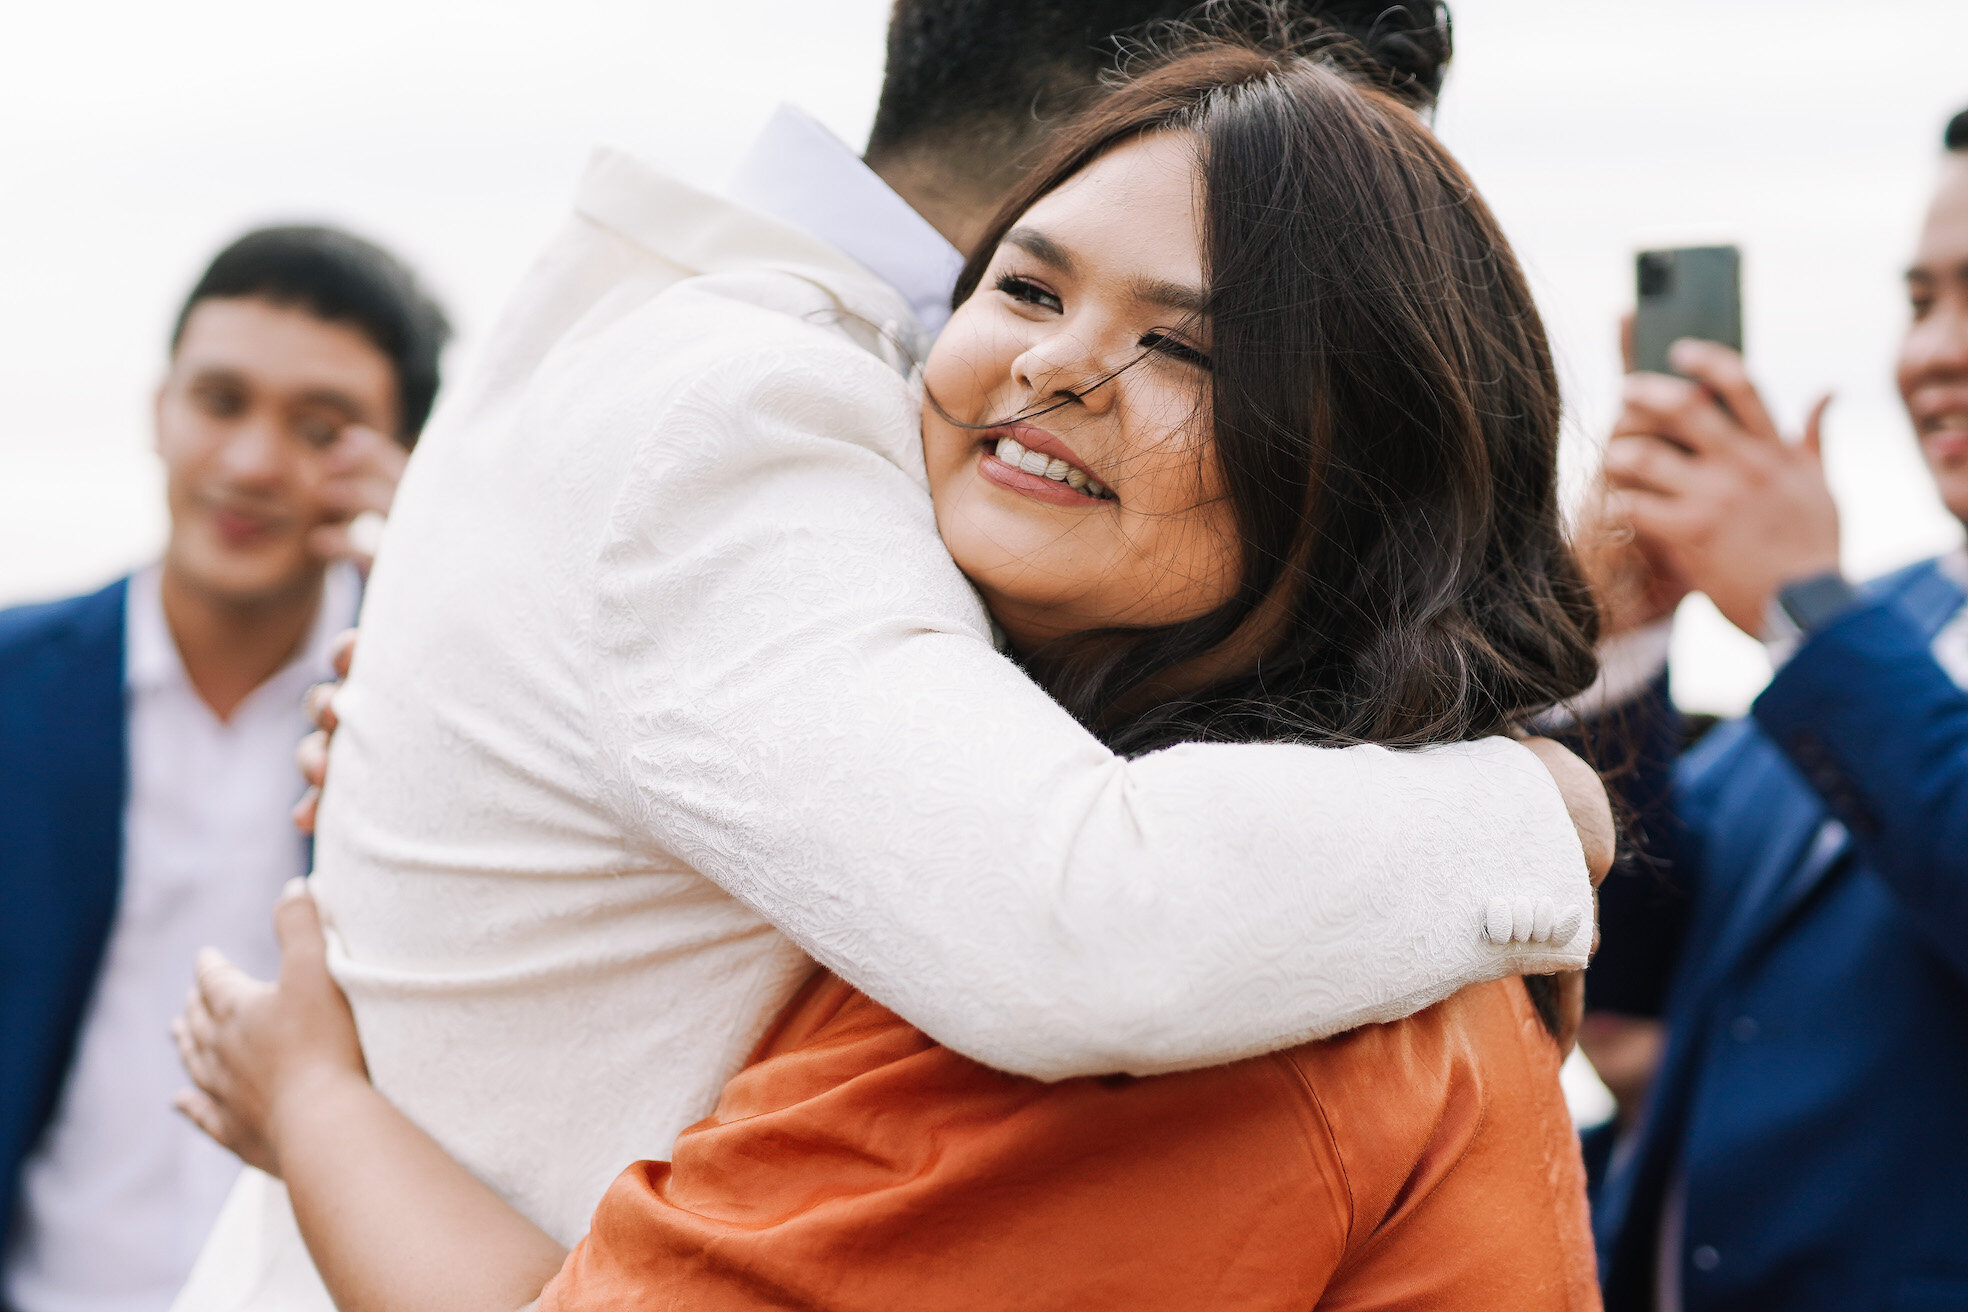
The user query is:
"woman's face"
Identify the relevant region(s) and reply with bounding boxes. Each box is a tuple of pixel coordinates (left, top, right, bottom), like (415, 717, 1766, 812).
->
(922, 131, 1239, 652)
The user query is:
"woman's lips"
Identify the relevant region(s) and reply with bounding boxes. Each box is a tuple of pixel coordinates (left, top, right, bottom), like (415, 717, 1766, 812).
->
(972, 423, 1113, 507)
(977, 448, 1107, 506)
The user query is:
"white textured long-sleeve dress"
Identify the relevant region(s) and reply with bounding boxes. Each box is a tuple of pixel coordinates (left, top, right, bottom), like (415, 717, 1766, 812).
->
(174, 149, 1592, 1310)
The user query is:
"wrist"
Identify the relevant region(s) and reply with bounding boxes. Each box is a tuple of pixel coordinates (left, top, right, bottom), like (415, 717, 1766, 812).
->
(1759, 568, 1856, 667)
(266, 1062, 375, 1174)
(1764, 568, 1856, 637)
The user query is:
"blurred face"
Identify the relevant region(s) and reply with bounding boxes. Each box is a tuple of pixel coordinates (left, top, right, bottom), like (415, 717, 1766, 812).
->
(1901, 153, 1968, 524)
(922, 131, 1236, 652)
(157, 297, 399, 606)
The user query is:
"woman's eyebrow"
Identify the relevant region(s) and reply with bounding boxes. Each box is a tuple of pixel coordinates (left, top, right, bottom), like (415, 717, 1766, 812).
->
(1127, 276, 1207, 316)
(1003, 225, 1205, 315)
(1003, 226, 1077, 274)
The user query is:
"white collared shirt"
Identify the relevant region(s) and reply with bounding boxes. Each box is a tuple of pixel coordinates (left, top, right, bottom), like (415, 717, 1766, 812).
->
(5, 563, 359, 1312)
(726, 104, 967, 334)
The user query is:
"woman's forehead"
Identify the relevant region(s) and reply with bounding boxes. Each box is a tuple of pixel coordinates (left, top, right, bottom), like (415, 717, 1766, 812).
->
(1012, 133, 1206, 293)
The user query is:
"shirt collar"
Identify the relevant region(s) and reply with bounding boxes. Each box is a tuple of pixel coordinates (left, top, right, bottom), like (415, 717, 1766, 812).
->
(726, 104, 966, 335)
(126, 561, 362, 696)
(1938, 546, 1968, 591)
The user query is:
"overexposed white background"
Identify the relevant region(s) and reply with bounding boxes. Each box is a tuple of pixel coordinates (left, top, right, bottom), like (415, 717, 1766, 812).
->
(3, 0, 1965, 714)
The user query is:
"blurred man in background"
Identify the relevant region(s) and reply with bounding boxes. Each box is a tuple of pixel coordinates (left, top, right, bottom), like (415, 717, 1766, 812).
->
(0, 225, 447, 1312)
(1582, 110, 1968, 1310)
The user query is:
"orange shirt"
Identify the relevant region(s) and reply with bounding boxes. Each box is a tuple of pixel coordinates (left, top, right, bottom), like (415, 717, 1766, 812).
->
(539, 973, 1601, 1311)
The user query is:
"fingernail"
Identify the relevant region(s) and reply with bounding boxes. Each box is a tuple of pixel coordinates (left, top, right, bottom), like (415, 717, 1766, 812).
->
(281, 877, 309, 900)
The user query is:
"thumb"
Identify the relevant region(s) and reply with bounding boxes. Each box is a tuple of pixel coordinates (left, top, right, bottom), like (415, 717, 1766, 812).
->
(1618, 311, 1637, 374)
(1801, 392, 1834, 457)
(273, 880, 328, 974)
(193, 947, 256, 1019)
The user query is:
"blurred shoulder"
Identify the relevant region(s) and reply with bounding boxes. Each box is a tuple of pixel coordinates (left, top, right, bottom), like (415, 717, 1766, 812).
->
(0, 577, 126, 671)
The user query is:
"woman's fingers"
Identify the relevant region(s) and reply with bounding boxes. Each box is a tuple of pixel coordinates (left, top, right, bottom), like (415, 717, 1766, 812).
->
(172, 997, 232, 1105)
(297, 730, 330, 788)
(293, 786, 320, 836)
(173, 1087, 232, 1147)
(193, 947, 259, 1022)
(303, 682, 338, 733)
(182, 981, 218, 1046)
(330, 629, 357, 680)
(273, 885, 330, 980)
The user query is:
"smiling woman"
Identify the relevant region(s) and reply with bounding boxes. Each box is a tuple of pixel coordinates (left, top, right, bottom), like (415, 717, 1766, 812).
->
(161, 30, 1612, 1312)
(926, 41, 1599, 753)
(533, 39, 1609, 1307)
(923, 131, 1232, 650)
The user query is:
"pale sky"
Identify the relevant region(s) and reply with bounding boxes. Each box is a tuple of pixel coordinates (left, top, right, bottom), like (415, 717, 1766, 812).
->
(3, 0, 1965, 714)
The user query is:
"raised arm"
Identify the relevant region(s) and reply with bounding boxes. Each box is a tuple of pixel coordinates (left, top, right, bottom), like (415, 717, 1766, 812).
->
(591, 326, 1599, 1081)
(1752, 588, 1968, 980)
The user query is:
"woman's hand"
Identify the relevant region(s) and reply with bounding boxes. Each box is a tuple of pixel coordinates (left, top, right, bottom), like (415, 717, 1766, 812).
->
(172, 882, 368, 1177)
(294, 628, 356, 835)
(173, 883, 567, 1311)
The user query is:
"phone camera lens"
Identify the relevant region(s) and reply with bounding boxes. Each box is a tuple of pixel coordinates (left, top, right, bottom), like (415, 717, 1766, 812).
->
(1638, 251, 1674, 298)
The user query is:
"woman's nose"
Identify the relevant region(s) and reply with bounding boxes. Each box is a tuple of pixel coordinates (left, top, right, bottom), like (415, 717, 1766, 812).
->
(1012, 331, 1117, 414)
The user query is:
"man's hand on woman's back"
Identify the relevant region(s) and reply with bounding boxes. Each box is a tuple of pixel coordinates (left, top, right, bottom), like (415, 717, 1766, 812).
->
(1519, 737, 1614, 1057)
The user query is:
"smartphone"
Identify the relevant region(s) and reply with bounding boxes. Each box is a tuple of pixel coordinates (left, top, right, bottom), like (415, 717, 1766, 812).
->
(1633, 245, 1742, 375)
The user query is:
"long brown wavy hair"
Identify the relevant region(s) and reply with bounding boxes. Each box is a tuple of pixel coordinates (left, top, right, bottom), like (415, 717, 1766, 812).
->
(950, 34, 1601, 756)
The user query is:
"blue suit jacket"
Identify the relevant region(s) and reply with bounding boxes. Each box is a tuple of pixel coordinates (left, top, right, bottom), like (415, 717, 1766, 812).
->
(0, 580, 128, 1252)
(1592, 560, 1968, 1311)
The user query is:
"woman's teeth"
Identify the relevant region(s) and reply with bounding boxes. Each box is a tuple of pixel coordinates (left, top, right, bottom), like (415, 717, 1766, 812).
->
(993, 436, 1112, 499)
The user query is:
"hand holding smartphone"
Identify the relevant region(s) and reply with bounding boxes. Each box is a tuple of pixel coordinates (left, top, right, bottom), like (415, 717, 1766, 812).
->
(1632, 244, 1742, 375)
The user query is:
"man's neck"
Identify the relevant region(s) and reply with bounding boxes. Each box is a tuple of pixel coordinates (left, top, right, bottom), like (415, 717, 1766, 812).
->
(159, 565, 323, 722)
(866, 153, 997, 260)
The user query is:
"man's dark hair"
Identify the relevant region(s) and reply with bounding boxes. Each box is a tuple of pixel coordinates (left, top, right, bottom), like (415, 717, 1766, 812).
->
(866, 0, 1450, 190)
(170, 225, 452, 446)
(1947, 107, 1968, 153)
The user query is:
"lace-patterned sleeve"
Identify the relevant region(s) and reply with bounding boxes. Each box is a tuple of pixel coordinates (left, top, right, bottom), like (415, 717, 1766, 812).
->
(592, 289, 1593, 1080)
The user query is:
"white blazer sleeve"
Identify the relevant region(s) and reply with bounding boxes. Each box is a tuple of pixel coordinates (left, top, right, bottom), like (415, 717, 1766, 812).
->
(591, 303, 1593, 1081)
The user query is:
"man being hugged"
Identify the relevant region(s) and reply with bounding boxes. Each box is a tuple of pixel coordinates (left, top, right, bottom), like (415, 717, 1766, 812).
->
(178, 5, 1614, 1308)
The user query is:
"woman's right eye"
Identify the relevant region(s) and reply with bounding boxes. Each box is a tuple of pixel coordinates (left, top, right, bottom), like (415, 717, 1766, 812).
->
(995, 273, 1064, 314)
